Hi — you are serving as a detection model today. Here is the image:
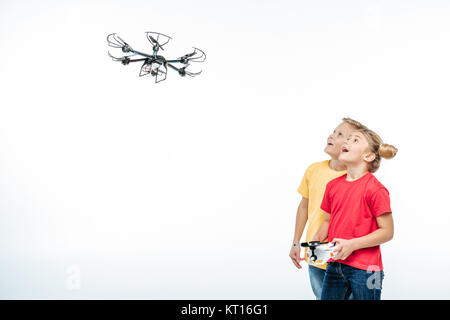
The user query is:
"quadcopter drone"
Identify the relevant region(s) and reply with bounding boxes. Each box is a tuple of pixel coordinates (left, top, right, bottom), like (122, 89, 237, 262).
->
(293, 241, 337, 266)
(107, 32, 206, 83)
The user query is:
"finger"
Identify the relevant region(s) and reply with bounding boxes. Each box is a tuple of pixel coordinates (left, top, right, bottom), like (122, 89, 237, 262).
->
(291, 257, 301, 269)
(333, 249, 343, 260)
(296, 257, 305, 267)
(338, 251, 348, 260)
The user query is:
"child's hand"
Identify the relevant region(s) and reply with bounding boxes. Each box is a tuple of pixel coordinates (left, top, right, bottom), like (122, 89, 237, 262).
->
(332, 238, 356, 260)
(289, 245, 305, 269)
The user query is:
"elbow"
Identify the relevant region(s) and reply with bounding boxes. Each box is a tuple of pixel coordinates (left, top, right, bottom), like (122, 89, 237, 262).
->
(387, 230, 394, 242)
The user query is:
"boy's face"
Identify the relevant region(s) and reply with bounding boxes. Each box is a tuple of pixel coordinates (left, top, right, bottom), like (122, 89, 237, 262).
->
(338, 131, 375, 165)
(324, 122, 355, 158)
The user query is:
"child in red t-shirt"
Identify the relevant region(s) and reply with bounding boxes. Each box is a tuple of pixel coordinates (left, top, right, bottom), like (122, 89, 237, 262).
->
(313, 126, 397, 300)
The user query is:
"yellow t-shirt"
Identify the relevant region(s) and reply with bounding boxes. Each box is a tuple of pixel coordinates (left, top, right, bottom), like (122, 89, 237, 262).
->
(297, 160, 346, 270)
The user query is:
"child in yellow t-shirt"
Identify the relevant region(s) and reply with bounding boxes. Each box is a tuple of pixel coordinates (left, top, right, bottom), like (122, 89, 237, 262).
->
(289, 117, 366, 299)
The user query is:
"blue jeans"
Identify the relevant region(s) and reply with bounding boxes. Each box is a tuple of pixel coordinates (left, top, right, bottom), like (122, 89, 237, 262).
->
(321, 262, 384, 300)
(308, 265, 326, 300)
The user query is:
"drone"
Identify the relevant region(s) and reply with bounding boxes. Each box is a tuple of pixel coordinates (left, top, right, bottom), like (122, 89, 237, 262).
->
(293, 241, 337, 266)
(107, 32, 206, 83)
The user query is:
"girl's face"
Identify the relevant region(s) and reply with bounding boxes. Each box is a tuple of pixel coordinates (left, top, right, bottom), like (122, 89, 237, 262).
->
(339, 131, 376, 165)
(324, 122, 355, 158)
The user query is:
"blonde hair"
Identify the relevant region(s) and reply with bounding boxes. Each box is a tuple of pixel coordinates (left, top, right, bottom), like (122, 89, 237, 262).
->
(342, 117, 368, 131)
(356, 128, 398, 173)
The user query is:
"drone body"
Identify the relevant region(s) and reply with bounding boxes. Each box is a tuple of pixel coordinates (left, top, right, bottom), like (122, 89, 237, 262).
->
(107, 32, 206, 83)
(294, 241, 337, 266)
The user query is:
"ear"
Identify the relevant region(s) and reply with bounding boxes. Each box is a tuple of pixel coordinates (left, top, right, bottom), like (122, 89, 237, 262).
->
(363, 152, 376, 163)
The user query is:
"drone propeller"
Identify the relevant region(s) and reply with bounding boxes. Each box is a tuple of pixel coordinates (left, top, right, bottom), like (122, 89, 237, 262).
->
(107, 33, 133, 53)
(188, 47, 206, 62)
(145, 32, 172, 54)
(183, 68, 202, 77)
(176, 47, 207, 64)
(148, 35, 164, 51)
(166, 63, 202, 77)
(108, 51, 133, 65)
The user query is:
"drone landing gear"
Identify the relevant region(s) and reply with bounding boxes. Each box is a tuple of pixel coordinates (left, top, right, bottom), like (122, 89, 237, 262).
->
(300, 241, 328, 262)
(139, 60, 167, 83)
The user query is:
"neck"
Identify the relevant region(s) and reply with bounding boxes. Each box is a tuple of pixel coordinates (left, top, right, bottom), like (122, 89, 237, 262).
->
(328, 158, 346, 171)
(345, 162, 370, 181)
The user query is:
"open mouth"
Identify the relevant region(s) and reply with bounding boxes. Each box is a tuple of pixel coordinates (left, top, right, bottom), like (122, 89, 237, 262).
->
(327, 141, 333, 146)
(341, 146, 349, 153)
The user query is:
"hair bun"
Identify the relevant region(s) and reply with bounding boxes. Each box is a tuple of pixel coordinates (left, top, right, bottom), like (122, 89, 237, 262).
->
(379, 143, 398, 159)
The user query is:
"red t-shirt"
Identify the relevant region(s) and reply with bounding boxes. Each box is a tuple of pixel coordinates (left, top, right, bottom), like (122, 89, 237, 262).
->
(320, 172, 392, 271)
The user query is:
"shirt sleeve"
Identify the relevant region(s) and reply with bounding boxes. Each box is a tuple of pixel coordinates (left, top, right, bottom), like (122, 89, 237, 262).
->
(297, 167, 310, 199)
(320, 182, 332, 214)
(369, 188, 392, 217)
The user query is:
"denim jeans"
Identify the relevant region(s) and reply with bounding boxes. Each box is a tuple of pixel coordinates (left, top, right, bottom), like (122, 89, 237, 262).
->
(308, 265, 326, 300)
(321, 262, 384, 300)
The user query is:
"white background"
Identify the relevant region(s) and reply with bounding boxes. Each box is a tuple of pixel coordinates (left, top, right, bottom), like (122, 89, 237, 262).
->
(0, 0, 449, 299)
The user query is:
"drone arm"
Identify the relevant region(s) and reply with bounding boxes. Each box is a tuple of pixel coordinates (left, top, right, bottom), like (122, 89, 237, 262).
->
(127, 58, 148, 63)
(167, 63, 181, 72)
(167, 47, 206, 65)
(128, 49, 154, 59)
(167, 63, 201, 77)
(165, 58, 185, 64)
(166, 53, 198, 64)
(108, 51, 150, 65)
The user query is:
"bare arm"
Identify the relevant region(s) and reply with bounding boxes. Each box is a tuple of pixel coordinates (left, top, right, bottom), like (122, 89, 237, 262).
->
(289, 197, 308, 269)
(292, 197, 309, 244)
(352, 213, 394, 250)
